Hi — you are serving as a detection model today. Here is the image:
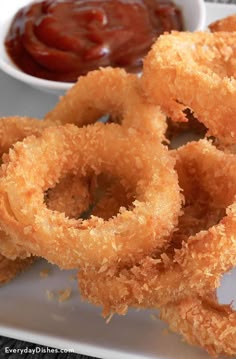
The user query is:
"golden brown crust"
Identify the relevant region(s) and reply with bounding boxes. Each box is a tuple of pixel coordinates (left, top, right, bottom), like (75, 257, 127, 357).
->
(160, 296, 236, 357)
(79, 140, 236, 318)
(0, 116, 54, 157)
(209, 14, 236, 32)
(142, 31, 236, 145)
(45, 174, 90, 219)
(45, 67, 167, 141)
(0, 253, 35, 284)
(0, 122, 181, 269)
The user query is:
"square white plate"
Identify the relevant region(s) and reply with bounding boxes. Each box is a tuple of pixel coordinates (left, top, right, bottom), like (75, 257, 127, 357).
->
(0, 3, 236, 359)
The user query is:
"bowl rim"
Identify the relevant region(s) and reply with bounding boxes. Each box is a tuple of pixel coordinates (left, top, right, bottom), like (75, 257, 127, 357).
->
(194, 0, 207, 31)
(0, 57, 73, 91)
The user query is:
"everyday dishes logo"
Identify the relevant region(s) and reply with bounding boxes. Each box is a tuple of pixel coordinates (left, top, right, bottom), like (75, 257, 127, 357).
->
(4, 346, 74, 354)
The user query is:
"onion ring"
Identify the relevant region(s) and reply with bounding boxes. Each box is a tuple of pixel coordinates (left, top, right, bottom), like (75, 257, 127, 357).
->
(209, 14, 236, 32)
(0, 116, 90, 260)
(0, 116, 54, 156)
(141, 31, 236, 145)
(0, 122, 181, 269)
(0, 118, 85, 278)
(0, 116, 53, 262)
(45, 67, 167, 141)
(90, 174, 134, 220)
(45, 174, 91, 219)
(0, 253, 35, 284)
(0, 172, 91, 260)
(78, 139, 236, 315)
(160, 295, 236, 357)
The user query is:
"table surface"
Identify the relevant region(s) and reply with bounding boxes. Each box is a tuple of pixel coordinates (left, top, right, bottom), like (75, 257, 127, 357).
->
(1, 1, 236, 358)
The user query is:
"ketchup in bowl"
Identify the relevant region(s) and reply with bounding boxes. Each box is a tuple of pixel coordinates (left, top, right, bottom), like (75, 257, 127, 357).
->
(5, 0, 183, 82)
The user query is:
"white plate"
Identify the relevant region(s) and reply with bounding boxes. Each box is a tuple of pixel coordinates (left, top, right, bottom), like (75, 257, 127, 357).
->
(0, 3, 236, 359)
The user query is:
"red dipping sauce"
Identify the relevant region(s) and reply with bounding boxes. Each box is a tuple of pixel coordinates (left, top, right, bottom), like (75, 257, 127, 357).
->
(5, 0, 183, 82)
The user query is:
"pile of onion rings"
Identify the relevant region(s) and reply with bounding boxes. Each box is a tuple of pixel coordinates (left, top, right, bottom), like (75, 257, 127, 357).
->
(1, 14, 236, 358)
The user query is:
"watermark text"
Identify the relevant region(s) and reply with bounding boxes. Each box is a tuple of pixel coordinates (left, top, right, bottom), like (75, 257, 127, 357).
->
(5, 346, 74, 355)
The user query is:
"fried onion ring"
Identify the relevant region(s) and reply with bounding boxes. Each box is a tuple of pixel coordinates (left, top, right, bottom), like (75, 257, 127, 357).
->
(90, 174, 134, 220)
(0, 123, 181, 269)
(45, 174, 91, 219)
(142, 31, 236, 144)
(78, 140, 236, 316)
(45, 67, 167, 141)
(0, 116, 54, 156)
(160, 295, 236, 357)
(0, 253, 35, 284)
(209, 14, 236, 32)
(0, 116, 90, 260)
(0, 116, 54, 264)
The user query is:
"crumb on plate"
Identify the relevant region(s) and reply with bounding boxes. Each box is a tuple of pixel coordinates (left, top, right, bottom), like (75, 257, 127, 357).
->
(40, 268, 51, 278)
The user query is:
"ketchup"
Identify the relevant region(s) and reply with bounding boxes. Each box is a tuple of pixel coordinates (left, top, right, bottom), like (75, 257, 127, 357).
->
(5, 0, 183, 82)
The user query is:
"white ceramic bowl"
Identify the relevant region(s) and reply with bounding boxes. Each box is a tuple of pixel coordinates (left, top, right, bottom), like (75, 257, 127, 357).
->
(0, 0, 206, 96)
